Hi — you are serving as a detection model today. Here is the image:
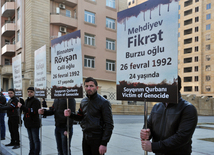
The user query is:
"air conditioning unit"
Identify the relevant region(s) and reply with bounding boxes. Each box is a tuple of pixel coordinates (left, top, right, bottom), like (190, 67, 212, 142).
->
(59, 3, 65, 9)
(59, 26, 67, 33)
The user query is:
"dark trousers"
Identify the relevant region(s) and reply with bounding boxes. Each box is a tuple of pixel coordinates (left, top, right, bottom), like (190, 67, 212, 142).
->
(8, 116, 19, 144)
(0, 113, 5, 139)
(27, 128, 40, 155)
(82, 133, 103, 155)
(55, 126, 73, 155)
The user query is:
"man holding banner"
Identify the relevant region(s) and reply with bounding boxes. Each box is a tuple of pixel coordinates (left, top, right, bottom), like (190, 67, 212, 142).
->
(18, 87, 41, 155)
(140, 76, 198, 155)
(38, 98, 76, 155)
(64, 77, 114, 155)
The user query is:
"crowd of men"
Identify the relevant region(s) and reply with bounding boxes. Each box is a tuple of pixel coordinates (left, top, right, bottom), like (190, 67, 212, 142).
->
(0, 76, 198, 155)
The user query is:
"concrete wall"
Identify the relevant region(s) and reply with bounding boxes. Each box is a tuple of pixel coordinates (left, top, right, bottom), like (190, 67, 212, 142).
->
(46, 94, 214, 116)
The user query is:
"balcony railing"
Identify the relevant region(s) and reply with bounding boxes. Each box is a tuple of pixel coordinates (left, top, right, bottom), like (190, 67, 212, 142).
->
(50, 12, 77, 19)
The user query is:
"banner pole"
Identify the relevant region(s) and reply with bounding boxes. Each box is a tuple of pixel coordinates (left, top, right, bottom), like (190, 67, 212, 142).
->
(40, 98, 42, 155)
(144, 100, 148, 155)
(67, 98, 70, 155)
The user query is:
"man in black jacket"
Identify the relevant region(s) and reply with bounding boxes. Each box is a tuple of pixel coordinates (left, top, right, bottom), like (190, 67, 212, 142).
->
(140, 76, 198, 155)
(18, 87, 41, 155)
(38, 98, 76, 155)
(0, 89, 6, 140)
(0, 88, 20, 149)
(64, 77, 114, 155)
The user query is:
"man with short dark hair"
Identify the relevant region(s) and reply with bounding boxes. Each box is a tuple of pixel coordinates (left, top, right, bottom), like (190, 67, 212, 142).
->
(18, 87, 41, 155)
(0, 89, 6, 140)
(140, 76, 198, 155)
(64, 77, 114, 155)
(0, 88, 20, 149)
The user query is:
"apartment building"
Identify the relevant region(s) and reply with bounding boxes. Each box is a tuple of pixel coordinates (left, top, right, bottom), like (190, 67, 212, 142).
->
(127, 0, 214, 97)
(0, 0, 124, 101)
(178, 0, 214, 96)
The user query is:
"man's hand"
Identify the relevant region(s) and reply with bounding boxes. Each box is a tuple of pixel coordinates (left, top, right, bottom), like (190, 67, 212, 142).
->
(99, 145, 107, 155)
(64, 131, 68, 136)
(38, 109, 44, 115)
(141, 140, 152, 152)
(17, 102, 22, 108)
(140, 129, 150, 140)
(64, 109, 71, 117)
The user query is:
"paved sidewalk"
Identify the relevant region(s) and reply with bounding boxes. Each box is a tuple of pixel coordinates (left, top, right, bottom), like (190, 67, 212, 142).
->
(1, 116, 214, 155)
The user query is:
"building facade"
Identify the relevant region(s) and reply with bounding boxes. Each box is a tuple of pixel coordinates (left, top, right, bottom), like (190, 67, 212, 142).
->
(0, 0, 125, 102)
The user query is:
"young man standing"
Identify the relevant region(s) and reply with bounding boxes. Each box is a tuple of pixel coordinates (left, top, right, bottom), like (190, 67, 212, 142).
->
(64, 77, 114, 155)
(0, 88, 20, 149)
(18, 87, 41, 155)
(140, 76, 198, 155)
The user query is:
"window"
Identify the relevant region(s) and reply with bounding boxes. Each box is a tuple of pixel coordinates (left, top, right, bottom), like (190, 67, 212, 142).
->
(206, 34, 211, 40)
(178, 32, 180, 38)
(106, 60, 115, 71)
(5, 59, 10, 65)
(178, 23, 180, 28)
(66, 10, 71, 17)
(205, 85, 211, 92)
(195, 7, 199, 12)
(17, 8, 20, 20)
(17, 30, 20, 42)
(5, 39, 10, 45)
(206, 3, 211, 10)
(195, 36, 199, 42)
(106, 17, 115, 29)
(195, 66, 198, 72)
(206, 65, 211, 71)
(206, 55, 211, 61)
(206, 14, 211, 20)
(179, 5, 180, 10)
(178, 14, 180, 19)
(106, 0, 115, 8)
(195, 86, 198, 92)
(206, 44, 210, 51)
(74, 9, 77, 19)
(195, 56, 198, 62)
(195, 16, 199, 22)
(206, 24, 211, 30)
(195, 0, 199, 2)
(206, 75, 211, 81)
(84, 11, 95, 24)
(84, 56, 95, 68)
(195, 27, 198, 32)
(195, 46, 198, 52)
(84, 34, 95, 46)
(106, 39, 115, 50)
(132, 0, 135, 3)
(195, 76, 198, 81)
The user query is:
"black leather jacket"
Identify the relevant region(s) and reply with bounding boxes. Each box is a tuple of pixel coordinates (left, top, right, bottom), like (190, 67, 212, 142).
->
(72, 92, 114, 146)
(44, 98, 76, 129)
(148, 93, 198, 155)
(0, 96, 19, 117)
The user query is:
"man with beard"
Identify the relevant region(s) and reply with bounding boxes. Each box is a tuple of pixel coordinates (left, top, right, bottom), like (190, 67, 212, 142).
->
(64, 77, 114, 155)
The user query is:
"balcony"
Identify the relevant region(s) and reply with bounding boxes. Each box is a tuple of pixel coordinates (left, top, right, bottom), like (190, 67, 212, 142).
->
(2, 1, 15, 18)
(53, 0, 77, 7)
(50, 13, 77, 29)
(1, 22, 15, 37)
(1, 44, 15, 57)
(1, 65, 12, 75)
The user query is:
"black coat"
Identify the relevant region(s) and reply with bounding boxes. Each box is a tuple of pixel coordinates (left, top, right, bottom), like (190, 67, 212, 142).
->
(21, 96, 41, 128)
(71, 92, 114, 146)
(0, 93, 6, 113)
(0, 96, 19, 117)
(44, 98, 76, 129)
(147, 93, 198, 155)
